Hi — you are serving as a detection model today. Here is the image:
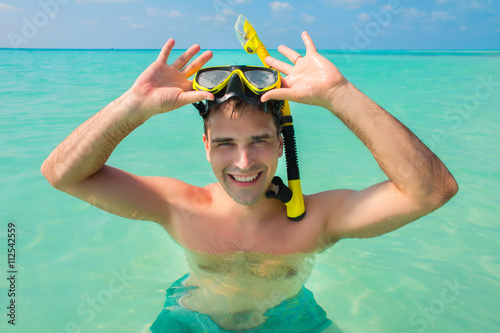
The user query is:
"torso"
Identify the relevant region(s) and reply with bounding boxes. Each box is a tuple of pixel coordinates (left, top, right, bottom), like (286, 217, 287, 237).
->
(163, 183, 334, 330)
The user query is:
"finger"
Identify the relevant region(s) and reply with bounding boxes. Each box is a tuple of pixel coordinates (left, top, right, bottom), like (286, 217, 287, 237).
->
(171, 44, 201, 70)
(182, 50, 213, 78)
(178, 91, 214, 106)
(157, 39, 175, 63)
(265, 56, 292, 76)
(261, 88, 295, 103)
(301, 31, 317, 55)
(278, 44, 302, 65)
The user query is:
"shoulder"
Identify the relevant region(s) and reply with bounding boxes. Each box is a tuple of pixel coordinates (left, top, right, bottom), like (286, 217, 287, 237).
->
(133, 176, 215, 222)
(147, 177, 216, 207)
(302, 189, 358, 246)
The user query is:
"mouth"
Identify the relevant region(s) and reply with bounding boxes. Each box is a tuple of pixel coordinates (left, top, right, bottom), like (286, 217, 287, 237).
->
(229, 172, 262, 185)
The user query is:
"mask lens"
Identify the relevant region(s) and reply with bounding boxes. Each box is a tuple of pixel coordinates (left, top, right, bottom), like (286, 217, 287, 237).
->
(197, 69, 231, 89)
(244, 70, 277, 89)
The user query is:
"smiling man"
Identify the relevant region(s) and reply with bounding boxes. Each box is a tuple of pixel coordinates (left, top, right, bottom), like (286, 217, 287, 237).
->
(203, 101, 283, 206)
(41, 32, 458, 332)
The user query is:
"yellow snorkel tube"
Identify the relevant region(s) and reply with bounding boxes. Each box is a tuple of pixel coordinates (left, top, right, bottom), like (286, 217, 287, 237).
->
(235, 15, 306, 221)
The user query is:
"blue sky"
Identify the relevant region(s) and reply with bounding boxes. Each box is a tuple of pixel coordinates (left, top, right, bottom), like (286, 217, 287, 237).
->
(0, 0, 498, 49)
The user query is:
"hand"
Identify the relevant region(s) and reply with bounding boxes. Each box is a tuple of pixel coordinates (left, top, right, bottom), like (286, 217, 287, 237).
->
(262, 31, 347, 109)
(131, 39, 214, 116)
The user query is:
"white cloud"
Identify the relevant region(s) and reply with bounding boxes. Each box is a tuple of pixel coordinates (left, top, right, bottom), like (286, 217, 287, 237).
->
(198, 7, 237, 22)
(0, 3, 20, 11)
(200, 14, 229, 22)
(436, 0, 450, 4)
(120, 16, 132, 21)
(219, 8, 237, 16)
(130, 23, 144, 28)
(470, 0, 492, 9)
(77, 0, 137, 3)
(167, 10, 182, 18)
(232, 0, 253, 3)
(325, 0, 375, 10)
(431, 11, 456, 21)
(379, 3, 403, 12)
(358, 13, 370, 22)
(84, 21, 99, 25)
(301, 13, 316, 24)
(401, 7, 426, 22)
(269, 1, 294, 11)
(146, 7, 183, 18)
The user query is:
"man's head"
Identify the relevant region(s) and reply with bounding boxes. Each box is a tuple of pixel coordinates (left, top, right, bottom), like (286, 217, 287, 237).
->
(202, 98, 284, 206)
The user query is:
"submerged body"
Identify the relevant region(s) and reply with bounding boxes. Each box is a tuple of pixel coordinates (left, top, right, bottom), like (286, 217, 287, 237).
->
(151, 270, 333, 332)
(183, 250, 316, 329)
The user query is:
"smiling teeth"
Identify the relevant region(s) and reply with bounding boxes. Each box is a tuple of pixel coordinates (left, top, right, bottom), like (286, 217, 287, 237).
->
(233, 174, 258, 182)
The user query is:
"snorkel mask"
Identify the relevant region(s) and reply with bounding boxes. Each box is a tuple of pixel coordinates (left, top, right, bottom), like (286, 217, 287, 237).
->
(192, 65, 284, 118)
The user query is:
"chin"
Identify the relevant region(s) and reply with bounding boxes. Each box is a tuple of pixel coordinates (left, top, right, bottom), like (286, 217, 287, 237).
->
(229, 192, 262, 206)
(226, 186, 272, 206)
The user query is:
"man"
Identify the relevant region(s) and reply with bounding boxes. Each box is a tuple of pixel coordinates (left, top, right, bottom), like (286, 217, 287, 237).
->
(41, 32, 458, 332)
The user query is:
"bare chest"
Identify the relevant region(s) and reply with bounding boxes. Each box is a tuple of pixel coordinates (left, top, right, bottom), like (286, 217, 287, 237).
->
(171, 209, 325, 255)
(189, 250, 313, 280)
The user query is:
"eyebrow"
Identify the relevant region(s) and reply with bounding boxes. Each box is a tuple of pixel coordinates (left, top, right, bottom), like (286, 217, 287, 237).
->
(211, 137, 234, 143)
(211, 134, 273, 143)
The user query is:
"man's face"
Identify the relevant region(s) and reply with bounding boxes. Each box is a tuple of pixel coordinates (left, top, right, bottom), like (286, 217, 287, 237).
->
(203, 104, 283, 206)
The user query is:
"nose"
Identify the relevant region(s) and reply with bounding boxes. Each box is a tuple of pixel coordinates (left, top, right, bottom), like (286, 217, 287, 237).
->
(234, 146, 255, 171)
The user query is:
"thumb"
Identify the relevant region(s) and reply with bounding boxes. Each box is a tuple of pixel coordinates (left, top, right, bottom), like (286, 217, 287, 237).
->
(178, 91, 214, 106)
(261, 88, 295, 103)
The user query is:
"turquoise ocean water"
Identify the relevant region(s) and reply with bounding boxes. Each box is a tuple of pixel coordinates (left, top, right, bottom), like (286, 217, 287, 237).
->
(1, 48, 499, 332)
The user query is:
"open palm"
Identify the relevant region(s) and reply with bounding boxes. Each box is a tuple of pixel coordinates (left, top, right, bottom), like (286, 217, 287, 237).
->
(131, 39, 213, 116)
(262, 32, 346, 110)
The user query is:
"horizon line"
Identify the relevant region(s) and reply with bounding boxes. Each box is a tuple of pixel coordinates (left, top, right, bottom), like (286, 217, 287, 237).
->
(1, 47, 499, 52)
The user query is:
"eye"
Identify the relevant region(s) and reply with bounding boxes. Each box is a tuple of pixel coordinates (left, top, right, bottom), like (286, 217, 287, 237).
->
(216, 142, 233, 147)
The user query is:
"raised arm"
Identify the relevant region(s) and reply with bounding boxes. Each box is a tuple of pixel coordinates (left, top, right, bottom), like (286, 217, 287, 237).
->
(263, 32, 458, 241)
(41, 40, 214, 225)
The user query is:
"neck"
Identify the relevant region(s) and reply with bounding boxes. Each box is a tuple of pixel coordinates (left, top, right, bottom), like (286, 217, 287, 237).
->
(215, 183, 285, 227)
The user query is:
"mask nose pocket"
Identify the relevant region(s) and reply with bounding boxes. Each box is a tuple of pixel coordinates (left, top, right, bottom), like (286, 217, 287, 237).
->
(226, 74, 247, 95)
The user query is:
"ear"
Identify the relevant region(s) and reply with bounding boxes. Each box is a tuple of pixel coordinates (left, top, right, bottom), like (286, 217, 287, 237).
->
(278, 133, 284, 158)
(202, 133, 211, 162)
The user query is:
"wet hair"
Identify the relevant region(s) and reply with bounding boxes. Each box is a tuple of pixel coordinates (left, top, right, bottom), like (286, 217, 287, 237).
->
(202, 97, 282, 137)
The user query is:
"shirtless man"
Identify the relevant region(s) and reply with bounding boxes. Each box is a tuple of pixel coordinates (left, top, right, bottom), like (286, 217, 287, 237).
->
(41, 32, 458, 332)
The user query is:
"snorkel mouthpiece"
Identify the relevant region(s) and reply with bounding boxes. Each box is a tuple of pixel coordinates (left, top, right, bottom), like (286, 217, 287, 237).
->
(266, 176, 292, 203)
(266, 176, 305, 221)
(235, 15, 269, 64)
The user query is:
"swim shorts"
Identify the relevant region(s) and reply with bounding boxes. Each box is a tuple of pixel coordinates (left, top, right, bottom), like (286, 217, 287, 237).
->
(150, 274, 335, 333)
